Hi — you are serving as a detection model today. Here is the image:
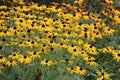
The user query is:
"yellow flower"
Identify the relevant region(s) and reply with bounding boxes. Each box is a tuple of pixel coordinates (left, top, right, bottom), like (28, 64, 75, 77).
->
(28, 51, 40, 60)
(8, 52, 22, 60)
(40, 59, 57, 66)
(102, 26, 117, 36)
(60, 59, 73, 64)
(118, 68, 120, 72)
(38, 44, 49, 53)
(83, 15, 89, 20)
(37, 5, 47, 11)
(105, 0, 113, 4)
(112, 50, 120, 61)
(98, 46, 114, 53)
(74, 66, 86, 75)
(67, 46, 80, 56)
(0, 64, 5, 70)
(102, 9, 109, 16)
(6, 60, 17, 66)
(79, 50, 88, 58)
(86, 61, 98, 66)
(14, 17, 26, 26)
(96, 69, 111, 80)
(19, 55, 31, 64)
(84, 56, 98, 66)
(0, 30, 13, 37)
(74, 0, 84, 4)
(18, 0, 25, 5)
(25, 39, 38, 48)
(112, 15, 120, 24)
(83, 43, 97, 55)
(56, 42, 68, 49)
(0, 6, 7, 9)
(73, 12, 82, 21)
(67, 66, 86, 75)
(18, 41, 26, 47)
(0, 55, 6, 63)
(66, 67, 74, 73)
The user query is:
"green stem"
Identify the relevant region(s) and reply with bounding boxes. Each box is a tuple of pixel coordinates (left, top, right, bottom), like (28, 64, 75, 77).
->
(102, 59, 114, 67)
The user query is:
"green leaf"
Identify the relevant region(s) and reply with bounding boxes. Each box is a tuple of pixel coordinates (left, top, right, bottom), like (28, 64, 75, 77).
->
(85, 73, 97, 80)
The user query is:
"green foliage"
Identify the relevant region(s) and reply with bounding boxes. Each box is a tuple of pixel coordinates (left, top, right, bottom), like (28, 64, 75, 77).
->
(0, 0, 120, 80)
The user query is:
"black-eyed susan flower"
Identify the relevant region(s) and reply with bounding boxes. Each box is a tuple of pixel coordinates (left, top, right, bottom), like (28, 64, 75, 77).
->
(84, 56, 98, 66)
(98, 46, 114, 53)
(6, 59, 17, 66)
(0, 30, 12, 37)
(28, 51, 40, 60)
(60, 59, 73, 64)
(68, 46, 80, 56)
(57, 42, 68, 48)
(0, 0, 119, 79)
(0, 64, 5, 70)
(74, 66, 86, 75)
(19, 55, 31, 64)
(39, 44, 49, 53)
(40, 59, 57, 66)
(25, 39, 38, 48)
(74, 0, 83, 5)
(67, 66, 86, 75)
(18, 41, 26, 47)
(66, 67, 74, 74)
(79, 50, 88, 58)
(8, 52, 22, 60)
(112, 50, 120, 61)
(0, 55, 6, 63)
(102, 27, 117, 36)
(105, 0, 113, 4)
(0, 5, 7, 9)
(83, 43, 97, 55)
(96, 69, 111, 80)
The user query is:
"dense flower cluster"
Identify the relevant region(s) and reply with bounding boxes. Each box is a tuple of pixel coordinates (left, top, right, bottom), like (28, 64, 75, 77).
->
(0, 0, 120, 80)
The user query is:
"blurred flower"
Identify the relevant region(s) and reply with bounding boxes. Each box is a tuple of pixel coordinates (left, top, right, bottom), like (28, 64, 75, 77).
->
(40, 59, 57, 66)
(84, 56, 98, 66)
(6, 60, 17, 66)
(74, 66, 86, 75)
(19, 55, 31, 64)
(8, 52, 22, 60)
(0, 55, 6, 63)
(112, 50, 120, 61)
(105, 0, 113, 4)
(96, 69, 111, 80)
(28, 51, 40, 60)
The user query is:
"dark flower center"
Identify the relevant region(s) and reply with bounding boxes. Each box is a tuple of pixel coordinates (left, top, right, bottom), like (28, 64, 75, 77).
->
(24, 56, 27, 58)
(13, 54, 16, 56)
(10, 60, 13, 63)
(31, 41, 34, 44)
(50, 48, 54, 51)
(80, 67, 83, 70)
(71, 67, 74, 70)
(46, 60, 48, 63)
(0, 56, 3, 59)
(73, 49, 77, 52)
(20, 19, 23, 22)
(118, 54, 120, 56)
(71, 44, 74, 47)
(84, 28, 88, 32)
(60, 43, 63, 46)
(2, 38, 6, 41)
(102, 72, 104, 75)
(65, 59, 69, 62)
(0, 46, 2, 49)
(33, 52, 36, 55)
